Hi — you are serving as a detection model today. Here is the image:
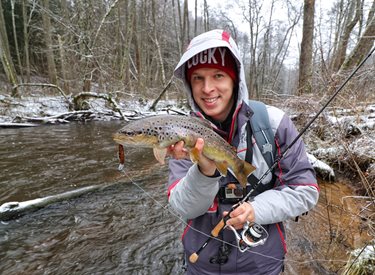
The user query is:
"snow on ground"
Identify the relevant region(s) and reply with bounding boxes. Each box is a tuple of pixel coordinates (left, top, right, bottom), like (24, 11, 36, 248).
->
(0, 95, 69, 122)
(0, 94, 189, 123)
(307, 153, 335, 180)
(346, 240, 375, 274)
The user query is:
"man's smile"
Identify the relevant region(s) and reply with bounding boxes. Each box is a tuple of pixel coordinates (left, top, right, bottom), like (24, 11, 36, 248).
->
(203, 96, 219, 103)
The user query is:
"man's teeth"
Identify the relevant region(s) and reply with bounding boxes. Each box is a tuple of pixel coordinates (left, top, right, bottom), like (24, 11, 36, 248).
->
(205, 98, 217, 103)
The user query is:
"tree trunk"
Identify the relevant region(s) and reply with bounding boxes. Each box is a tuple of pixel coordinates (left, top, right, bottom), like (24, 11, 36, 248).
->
(298, 0, 315, 95)
(0, 1, 18, 93)
(340, 1, 375, 71)
(172, 0, 182, 56)
(246, 0, 261, 98)
(194, 0, 198, 36)
(41, 0, 58, 85)
(182, 0, 189, 47)
(11, 0, 23, 82)
(22, 0, 30, 83)
(151, 0, 166, 88)
(58, 35, 69, 93)
(133, 0, 141, 90)
(203, 0, 209, 31)
(330, 0, 361, 72)
(120, 0, 134, 86)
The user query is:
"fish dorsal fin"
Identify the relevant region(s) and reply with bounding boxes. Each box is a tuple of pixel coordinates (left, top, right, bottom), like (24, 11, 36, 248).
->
(191, 116, 215, 129)
(153, 147, 167, 165)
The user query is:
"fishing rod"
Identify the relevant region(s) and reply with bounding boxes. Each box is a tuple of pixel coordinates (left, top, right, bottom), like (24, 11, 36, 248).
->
(189, 45, 375, 264)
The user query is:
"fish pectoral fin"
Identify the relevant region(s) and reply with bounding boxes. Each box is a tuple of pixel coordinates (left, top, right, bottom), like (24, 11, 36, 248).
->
(215, 161, 228, 176)
(190, 147, 200, 163)
(153, 147, 167, 165)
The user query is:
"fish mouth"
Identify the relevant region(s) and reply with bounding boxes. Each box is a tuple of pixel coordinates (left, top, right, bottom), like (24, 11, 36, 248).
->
(112, 133, 124, 142)
(112, 133, 136, 145)
(112, 133, 157, 147)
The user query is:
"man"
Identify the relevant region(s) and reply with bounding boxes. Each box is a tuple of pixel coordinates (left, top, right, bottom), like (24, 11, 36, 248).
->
(168, 29, 319, 274)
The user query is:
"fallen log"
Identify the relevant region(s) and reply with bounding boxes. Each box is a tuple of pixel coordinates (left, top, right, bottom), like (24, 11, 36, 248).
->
(0, 122, 39, 128)
(0, 185, 100, 221)
(0, 181, 128, 221)
(0, 166, 160, 222)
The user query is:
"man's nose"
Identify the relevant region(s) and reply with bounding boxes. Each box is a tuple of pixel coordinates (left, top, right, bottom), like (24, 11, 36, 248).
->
(202, 79, 214, 93)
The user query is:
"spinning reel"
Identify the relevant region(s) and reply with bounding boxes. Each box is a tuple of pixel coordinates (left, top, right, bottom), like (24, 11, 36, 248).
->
(227, 221, 269, 252)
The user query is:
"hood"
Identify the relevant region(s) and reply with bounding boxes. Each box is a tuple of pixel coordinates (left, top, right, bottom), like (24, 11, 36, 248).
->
(174, 29, 249, 113)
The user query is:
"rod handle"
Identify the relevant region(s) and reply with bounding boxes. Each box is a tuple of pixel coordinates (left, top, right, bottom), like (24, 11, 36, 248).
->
(189, 253, 199, 263)
(211, 211, 233, 237)
(211, 218, 225, 237)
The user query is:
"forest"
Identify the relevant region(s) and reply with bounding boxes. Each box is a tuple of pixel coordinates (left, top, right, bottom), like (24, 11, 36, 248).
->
(0, 0, 374, 101)
(0, 0, 374, 274)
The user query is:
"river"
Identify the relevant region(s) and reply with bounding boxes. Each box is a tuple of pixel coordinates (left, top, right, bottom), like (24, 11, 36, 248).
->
(0, 122, 370, 274)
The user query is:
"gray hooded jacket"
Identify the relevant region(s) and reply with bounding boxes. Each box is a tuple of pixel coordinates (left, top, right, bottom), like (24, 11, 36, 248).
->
(168, 29, 319, 274)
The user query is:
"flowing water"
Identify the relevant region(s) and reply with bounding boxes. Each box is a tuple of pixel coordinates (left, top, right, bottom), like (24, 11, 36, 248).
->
(0, 122, 371, 274)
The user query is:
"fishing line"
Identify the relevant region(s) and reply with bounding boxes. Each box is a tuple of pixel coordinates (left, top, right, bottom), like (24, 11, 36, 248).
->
(118, 169, 349, 266)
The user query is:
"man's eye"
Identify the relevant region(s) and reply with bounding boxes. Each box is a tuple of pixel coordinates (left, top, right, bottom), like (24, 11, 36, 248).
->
(215, 74, 224, 79)
(192, 75, 202, 81)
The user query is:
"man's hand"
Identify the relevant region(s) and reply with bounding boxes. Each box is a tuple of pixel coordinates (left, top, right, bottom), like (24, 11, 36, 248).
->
(224, 202, 255, 230)
(167, 140, 189, 159)
(168, 138, 217, 177)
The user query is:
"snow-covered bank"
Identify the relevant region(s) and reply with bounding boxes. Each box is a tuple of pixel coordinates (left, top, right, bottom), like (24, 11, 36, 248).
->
(281, 96, 375, 189)
(0, 93, 188, 125)
(1, 93, 374, 188)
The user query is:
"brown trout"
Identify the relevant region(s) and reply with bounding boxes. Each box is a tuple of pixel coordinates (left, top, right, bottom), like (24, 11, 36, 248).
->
(113, 115, 256, 187)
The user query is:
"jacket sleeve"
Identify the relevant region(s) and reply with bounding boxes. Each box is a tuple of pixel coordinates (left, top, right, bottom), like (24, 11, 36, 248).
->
(251, 113, 319, 225)
(168, 158, 220, 220)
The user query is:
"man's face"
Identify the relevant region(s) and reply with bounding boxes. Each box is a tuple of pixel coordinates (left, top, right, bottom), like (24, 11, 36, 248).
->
(190, 67, 235, 122)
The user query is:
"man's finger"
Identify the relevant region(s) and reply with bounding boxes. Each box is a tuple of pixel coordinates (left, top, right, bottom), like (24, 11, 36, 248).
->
(195, 138, 204, 152)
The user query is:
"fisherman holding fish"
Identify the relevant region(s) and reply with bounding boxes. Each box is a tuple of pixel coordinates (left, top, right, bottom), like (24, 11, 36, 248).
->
(167, 29, 319, 274)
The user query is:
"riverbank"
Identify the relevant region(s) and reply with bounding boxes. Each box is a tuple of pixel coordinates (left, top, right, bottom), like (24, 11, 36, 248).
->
(1, 89, 374, 273)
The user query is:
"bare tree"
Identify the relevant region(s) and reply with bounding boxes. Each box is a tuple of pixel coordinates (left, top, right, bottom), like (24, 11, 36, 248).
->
(22, 0, 33, 83)
(340, 0, 375, 71)
(194, 0, 198, 36)
(182, 0, 190, 47)
(171, 0, 182, 56)
(298, 0, 315, 95)
(10, 0, 23, 82)
(330, 0, 361, 72)
(203, 0, 209, 31)
(243, 0, 263, 98)
(0, 0, 18, 93)
(41, 0, 58, 85)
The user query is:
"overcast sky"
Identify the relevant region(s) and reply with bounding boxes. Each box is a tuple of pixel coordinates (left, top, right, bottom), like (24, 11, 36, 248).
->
(191, 0, 335, 66)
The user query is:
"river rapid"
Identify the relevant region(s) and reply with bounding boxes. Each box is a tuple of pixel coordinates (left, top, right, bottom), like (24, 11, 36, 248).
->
(0, 122, 370, 274)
